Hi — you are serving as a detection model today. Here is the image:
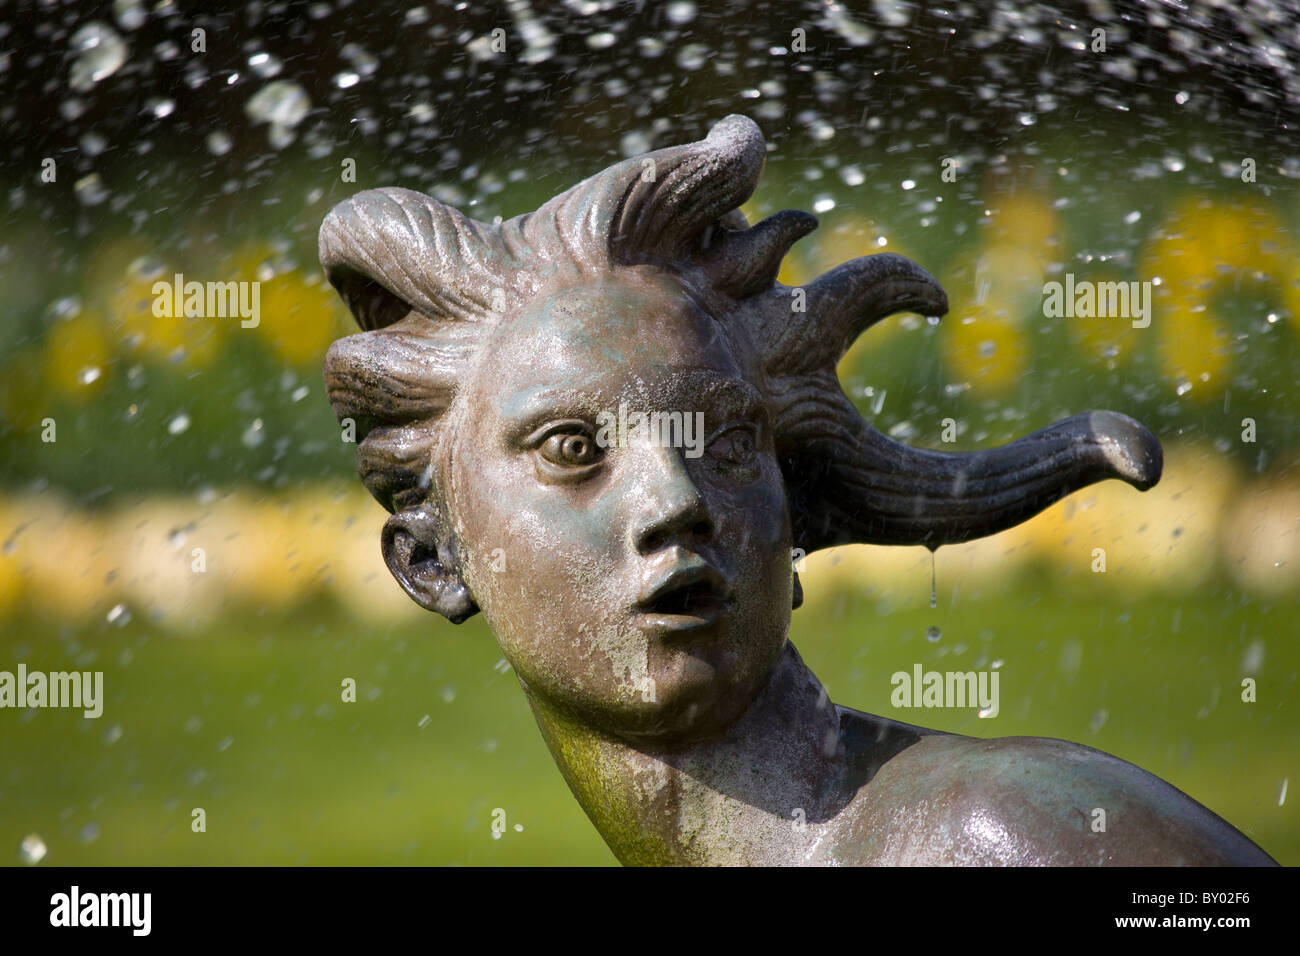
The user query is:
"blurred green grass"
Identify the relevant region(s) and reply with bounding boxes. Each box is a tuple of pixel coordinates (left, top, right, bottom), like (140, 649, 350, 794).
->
(1, 576, 1294, 866)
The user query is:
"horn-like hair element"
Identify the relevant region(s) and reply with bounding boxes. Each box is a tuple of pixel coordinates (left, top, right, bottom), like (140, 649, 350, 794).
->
(320, 114, 1162, 548)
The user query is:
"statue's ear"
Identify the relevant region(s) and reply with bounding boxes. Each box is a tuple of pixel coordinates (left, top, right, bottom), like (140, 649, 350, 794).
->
(381, 506, 478, 623)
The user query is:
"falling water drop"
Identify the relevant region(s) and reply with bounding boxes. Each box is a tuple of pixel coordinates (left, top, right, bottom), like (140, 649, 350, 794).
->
(929, 550, 937, 609)
(244, 80, 311, 129)
(69, 22, 128, 93)
(19, 834, 46, 864)
(925, 626, 941, 642)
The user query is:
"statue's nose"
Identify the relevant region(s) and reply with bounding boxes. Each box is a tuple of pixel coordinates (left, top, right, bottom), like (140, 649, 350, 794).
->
(630, 446, 715, 555)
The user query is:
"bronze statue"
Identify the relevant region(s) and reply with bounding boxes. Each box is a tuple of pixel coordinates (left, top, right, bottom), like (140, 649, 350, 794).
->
(318, 115, 1274, 865)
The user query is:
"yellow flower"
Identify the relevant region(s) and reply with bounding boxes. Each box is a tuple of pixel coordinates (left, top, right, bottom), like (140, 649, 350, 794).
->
(0, 346, 49, 431)
(44, 311, 113, 399)
(255, 270, 354, 366)
(941, 299, 1027, 394)
(1137, 195, 1286, 394)
(103, 256, 227, 369)
(987, 191, 1062, 252)
(1156, 302, 1232, 392)
(0, 498, 23, 617)
(1067, 271, 1139, 367)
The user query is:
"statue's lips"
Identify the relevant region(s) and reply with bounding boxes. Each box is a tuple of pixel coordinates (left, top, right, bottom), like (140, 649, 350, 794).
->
(632, 563, 732, 632)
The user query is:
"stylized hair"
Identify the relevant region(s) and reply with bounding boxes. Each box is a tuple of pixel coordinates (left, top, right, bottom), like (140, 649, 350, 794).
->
(321, 114, 1161, 552)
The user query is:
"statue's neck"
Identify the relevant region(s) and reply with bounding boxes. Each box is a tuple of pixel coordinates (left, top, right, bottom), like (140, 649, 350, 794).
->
(521, 642, 846, 865)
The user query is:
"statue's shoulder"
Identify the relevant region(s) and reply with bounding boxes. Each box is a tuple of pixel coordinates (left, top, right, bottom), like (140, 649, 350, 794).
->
(826, 711, 1275, 866)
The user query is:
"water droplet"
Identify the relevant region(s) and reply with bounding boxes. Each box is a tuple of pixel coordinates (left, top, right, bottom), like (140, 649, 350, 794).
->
(1175, 90, 1190, 105)
(676, 43, 709, 70)
(104, 724, 124, 745)
(812, 195, 836, 213)
(925, 315, 940, 327)
(69, 22, 128, 92)
(245, 80, 311, 129)
(809, 121, 836, 142)
(80, 132, 108, 157)
(1280, 778, 1289, 807)
(1242, 639, 1265, 673)
(417, 714, 432, 728)
(665, 1, 696, 25)
(901, 179, 916, 191)
(241, 418, 265, 448)
(247, 51, 282, 78)
(513, 823, 524, 832)
(334, 71, 360, 89)
(1124, 210, 1141, 225)
(78, 366, 101, 386)
(1175, 378, 1193, 396)
(929, 551, 937, 609)
(340, 42, 378, 77)
(620, 130, 651, 157)
(873, 0, 912, 27)
(217, 736, 234, 752)
(441, 686, 456, 703)
(74, 173, 109, 206)
(168, 413, 191, 435)
(113, 0, 147, 31)
(1017, 112, 1037, 126)
(925, 625, 941, 642)
(19, 834, 47, 864)
(79, 823, 100, 844)
(1089, 709, 1109, 733)
(147, 97, 175, 119)
(107, 603, 130, 626)
(839, 164, 865, 187)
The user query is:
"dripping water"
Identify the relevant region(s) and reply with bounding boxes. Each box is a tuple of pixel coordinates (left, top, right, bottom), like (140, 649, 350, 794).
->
(929, 549, 937, 610)
(926, 548, 940, 641)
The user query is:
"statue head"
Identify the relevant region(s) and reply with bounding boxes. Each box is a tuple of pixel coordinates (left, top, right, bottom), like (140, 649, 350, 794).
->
(320, 115, 1161, 747)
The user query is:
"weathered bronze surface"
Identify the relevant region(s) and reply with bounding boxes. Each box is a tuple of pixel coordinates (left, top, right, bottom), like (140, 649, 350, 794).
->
(319, 115, 1274, 865)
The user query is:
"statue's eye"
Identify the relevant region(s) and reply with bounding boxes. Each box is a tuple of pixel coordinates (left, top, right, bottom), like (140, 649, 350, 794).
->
(538, 429, 602, 468)
(708, 425, 757, 466)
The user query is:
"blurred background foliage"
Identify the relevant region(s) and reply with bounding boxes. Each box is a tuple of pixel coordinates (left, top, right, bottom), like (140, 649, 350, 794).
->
(0, 0, 1296, 865)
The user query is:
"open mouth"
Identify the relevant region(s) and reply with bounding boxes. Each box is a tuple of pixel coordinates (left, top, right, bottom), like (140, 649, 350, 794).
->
(634, 563, 731, 630)
(644, 580, 727, 617)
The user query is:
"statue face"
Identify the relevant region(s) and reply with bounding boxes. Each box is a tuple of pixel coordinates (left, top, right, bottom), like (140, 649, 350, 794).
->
(446, 268, 793, 744)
